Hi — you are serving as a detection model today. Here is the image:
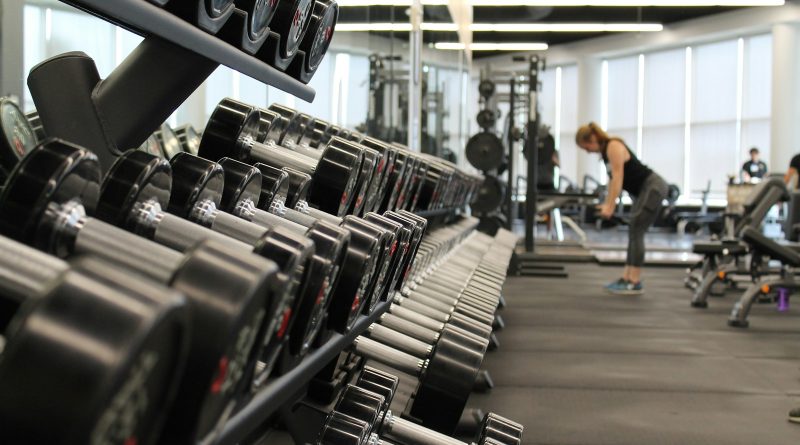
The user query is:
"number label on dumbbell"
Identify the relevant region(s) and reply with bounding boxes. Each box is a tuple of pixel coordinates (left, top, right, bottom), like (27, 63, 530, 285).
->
(90, 351, 159, 445)
(213, 308, 267, 396)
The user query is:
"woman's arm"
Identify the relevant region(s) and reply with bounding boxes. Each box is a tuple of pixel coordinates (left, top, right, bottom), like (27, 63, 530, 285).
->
(604, 141, 626, 209)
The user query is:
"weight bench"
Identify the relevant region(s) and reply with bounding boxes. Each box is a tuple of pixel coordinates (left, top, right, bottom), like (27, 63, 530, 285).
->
(728, 227, 800, 328)
(688, 177, 789, 307)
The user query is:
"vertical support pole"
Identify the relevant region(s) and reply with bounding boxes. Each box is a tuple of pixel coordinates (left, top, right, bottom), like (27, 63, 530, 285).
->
(525, 56, 543, 253)
(408, 0, 423, 152)
(507, 76, 516, 229)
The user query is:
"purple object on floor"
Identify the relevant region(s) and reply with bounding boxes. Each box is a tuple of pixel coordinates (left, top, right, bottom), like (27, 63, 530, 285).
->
(777, 287, 790, 312)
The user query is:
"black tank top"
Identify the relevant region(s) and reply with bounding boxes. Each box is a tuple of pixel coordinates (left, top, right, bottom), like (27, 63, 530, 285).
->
(601, 138, 653, 197)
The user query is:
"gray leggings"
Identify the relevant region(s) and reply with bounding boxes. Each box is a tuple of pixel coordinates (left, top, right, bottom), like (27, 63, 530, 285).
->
(627, 174, 669, 267)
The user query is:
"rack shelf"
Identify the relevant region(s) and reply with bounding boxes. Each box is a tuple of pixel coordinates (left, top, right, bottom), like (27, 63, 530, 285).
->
(61, 0, 315, 102)
(206, 300, 391, 445)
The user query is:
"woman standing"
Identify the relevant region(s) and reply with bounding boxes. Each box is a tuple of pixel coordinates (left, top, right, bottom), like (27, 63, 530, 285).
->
(575, 122, 669, 295)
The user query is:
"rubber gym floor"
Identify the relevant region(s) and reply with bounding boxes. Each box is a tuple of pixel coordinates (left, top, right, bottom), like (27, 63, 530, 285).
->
(466, 262, 800, 445)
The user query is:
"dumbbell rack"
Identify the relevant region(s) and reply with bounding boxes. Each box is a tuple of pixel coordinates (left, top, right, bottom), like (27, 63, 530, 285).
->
(205, 300, 393, 445)
(62, 0, 314, 101)
(24, 4, 480, 444)
(207, 208, 463, 444)
(31, 0, 314, 172)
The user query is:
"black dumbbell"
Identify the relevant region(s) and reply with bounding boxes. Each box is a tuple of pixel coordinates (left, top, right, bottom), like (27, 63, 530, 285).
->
(199, 99, 362, 217)
(287, 0, 338, 83)
(215, 157, 351, 359)
(167, 0, 236, 34)
(259, 177, 408, 317)
(235, 0, 280, 42)
(364, 321, 489, 374)
(0, 140, 277, 443)
(351, 367, 520, 443)
(355, 136, 399, 214)
(174, 124, 201, 155)
(329, 369, 522, 441)
(348, 323, 486, 434)
(0, 235, 188, 445)
(378, 150, 411, 213)
(261, 105, 381, 217)
(96, 150, 312, 384)
(266, 0, 316, 70)
(248, 163, 397, 333)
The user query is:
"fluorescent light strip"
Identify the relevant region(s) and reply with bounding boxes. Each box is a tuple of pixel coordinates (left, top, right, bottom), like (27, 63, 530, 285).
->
(339, 0, 783, 5)
(434, 42, 549, 51)
(470, 0, 783, 5)
(336, 22, 459, 31)
(470, 23, 663, 32)
(338, 0, 447, 5)
(339, 22, 663, 32)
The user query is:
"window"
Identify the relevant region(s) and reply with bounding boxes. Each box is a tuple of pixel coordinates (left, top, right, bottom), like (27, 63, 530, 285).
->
(641, 48, 686, 188)
(605, 56, 639, 153)
(558, 65, 579, 183)
(689, 40, 739, 196)
(741, 34, 772, 169)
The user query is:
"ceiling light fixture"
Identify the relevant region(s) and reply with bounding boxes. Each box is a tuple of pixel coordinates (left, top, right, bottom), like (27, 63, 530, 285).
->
(336, 22, 459, 31)
(469, 23, 663, 32)
(470, 0, 784, 6)
(434, 42, 549, 51)
(338, 0, 783, 5)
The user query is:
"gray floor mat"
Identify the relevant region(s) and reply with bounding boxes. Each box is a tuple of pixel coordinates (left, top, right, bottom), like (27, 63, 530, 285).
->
(467, 263, 800, 445)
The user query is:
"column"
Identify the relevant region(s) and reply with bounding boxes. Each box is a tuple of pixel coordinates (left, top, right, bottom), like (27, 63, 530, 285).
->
(407, 0, 423, 152)
(770, 23, 800, 172)
(1, 0, 26, 103)
(576, 55, 603, 181)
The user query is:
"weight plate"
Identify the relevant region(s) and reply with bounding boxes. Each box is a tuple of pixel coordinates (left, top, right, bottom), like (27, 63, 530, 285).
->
(199, 98, 261, 164)
(217, 158, 263, 214)
(237, 0, 280, 39)
(0, 257, 189, 445)
(0, 98, 37, 174)
(97, 150, 172, 231)
(0, 140, 101, 254)
(156, 123, 183, 160)
(282, 167, 312, 208)
(471, 175, 506, 214)
(478, 79, 495, 99)
(274, 0, 316, 59)
(476, 109, 496, 129)
(310, 137, 362, 216)
(174, 124, 201, 155)
(410, 324, 487, 434)
(304, 0, 337, 72)
(466, 132, 504, 172)
(167, 152, 225, 219)
(254, 162, 291, 208)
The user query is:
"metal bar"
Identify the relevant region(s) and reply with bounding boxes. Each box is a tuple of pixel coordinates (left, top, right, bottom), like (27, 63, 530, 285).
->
(208, 300, 392, 445)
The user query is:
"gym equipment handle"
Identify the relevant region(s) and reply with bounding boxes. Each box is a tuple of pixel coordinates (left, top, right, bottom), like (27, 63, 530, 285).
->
(77, 218, 182, 284)
(367, 324, 432, 358)
(352, 336, 426, 377)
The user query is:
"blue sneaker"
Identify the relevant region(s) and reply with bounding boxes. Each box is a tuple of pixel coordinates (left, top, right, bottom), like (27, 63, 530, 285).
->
(605, 279, 644, 296)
